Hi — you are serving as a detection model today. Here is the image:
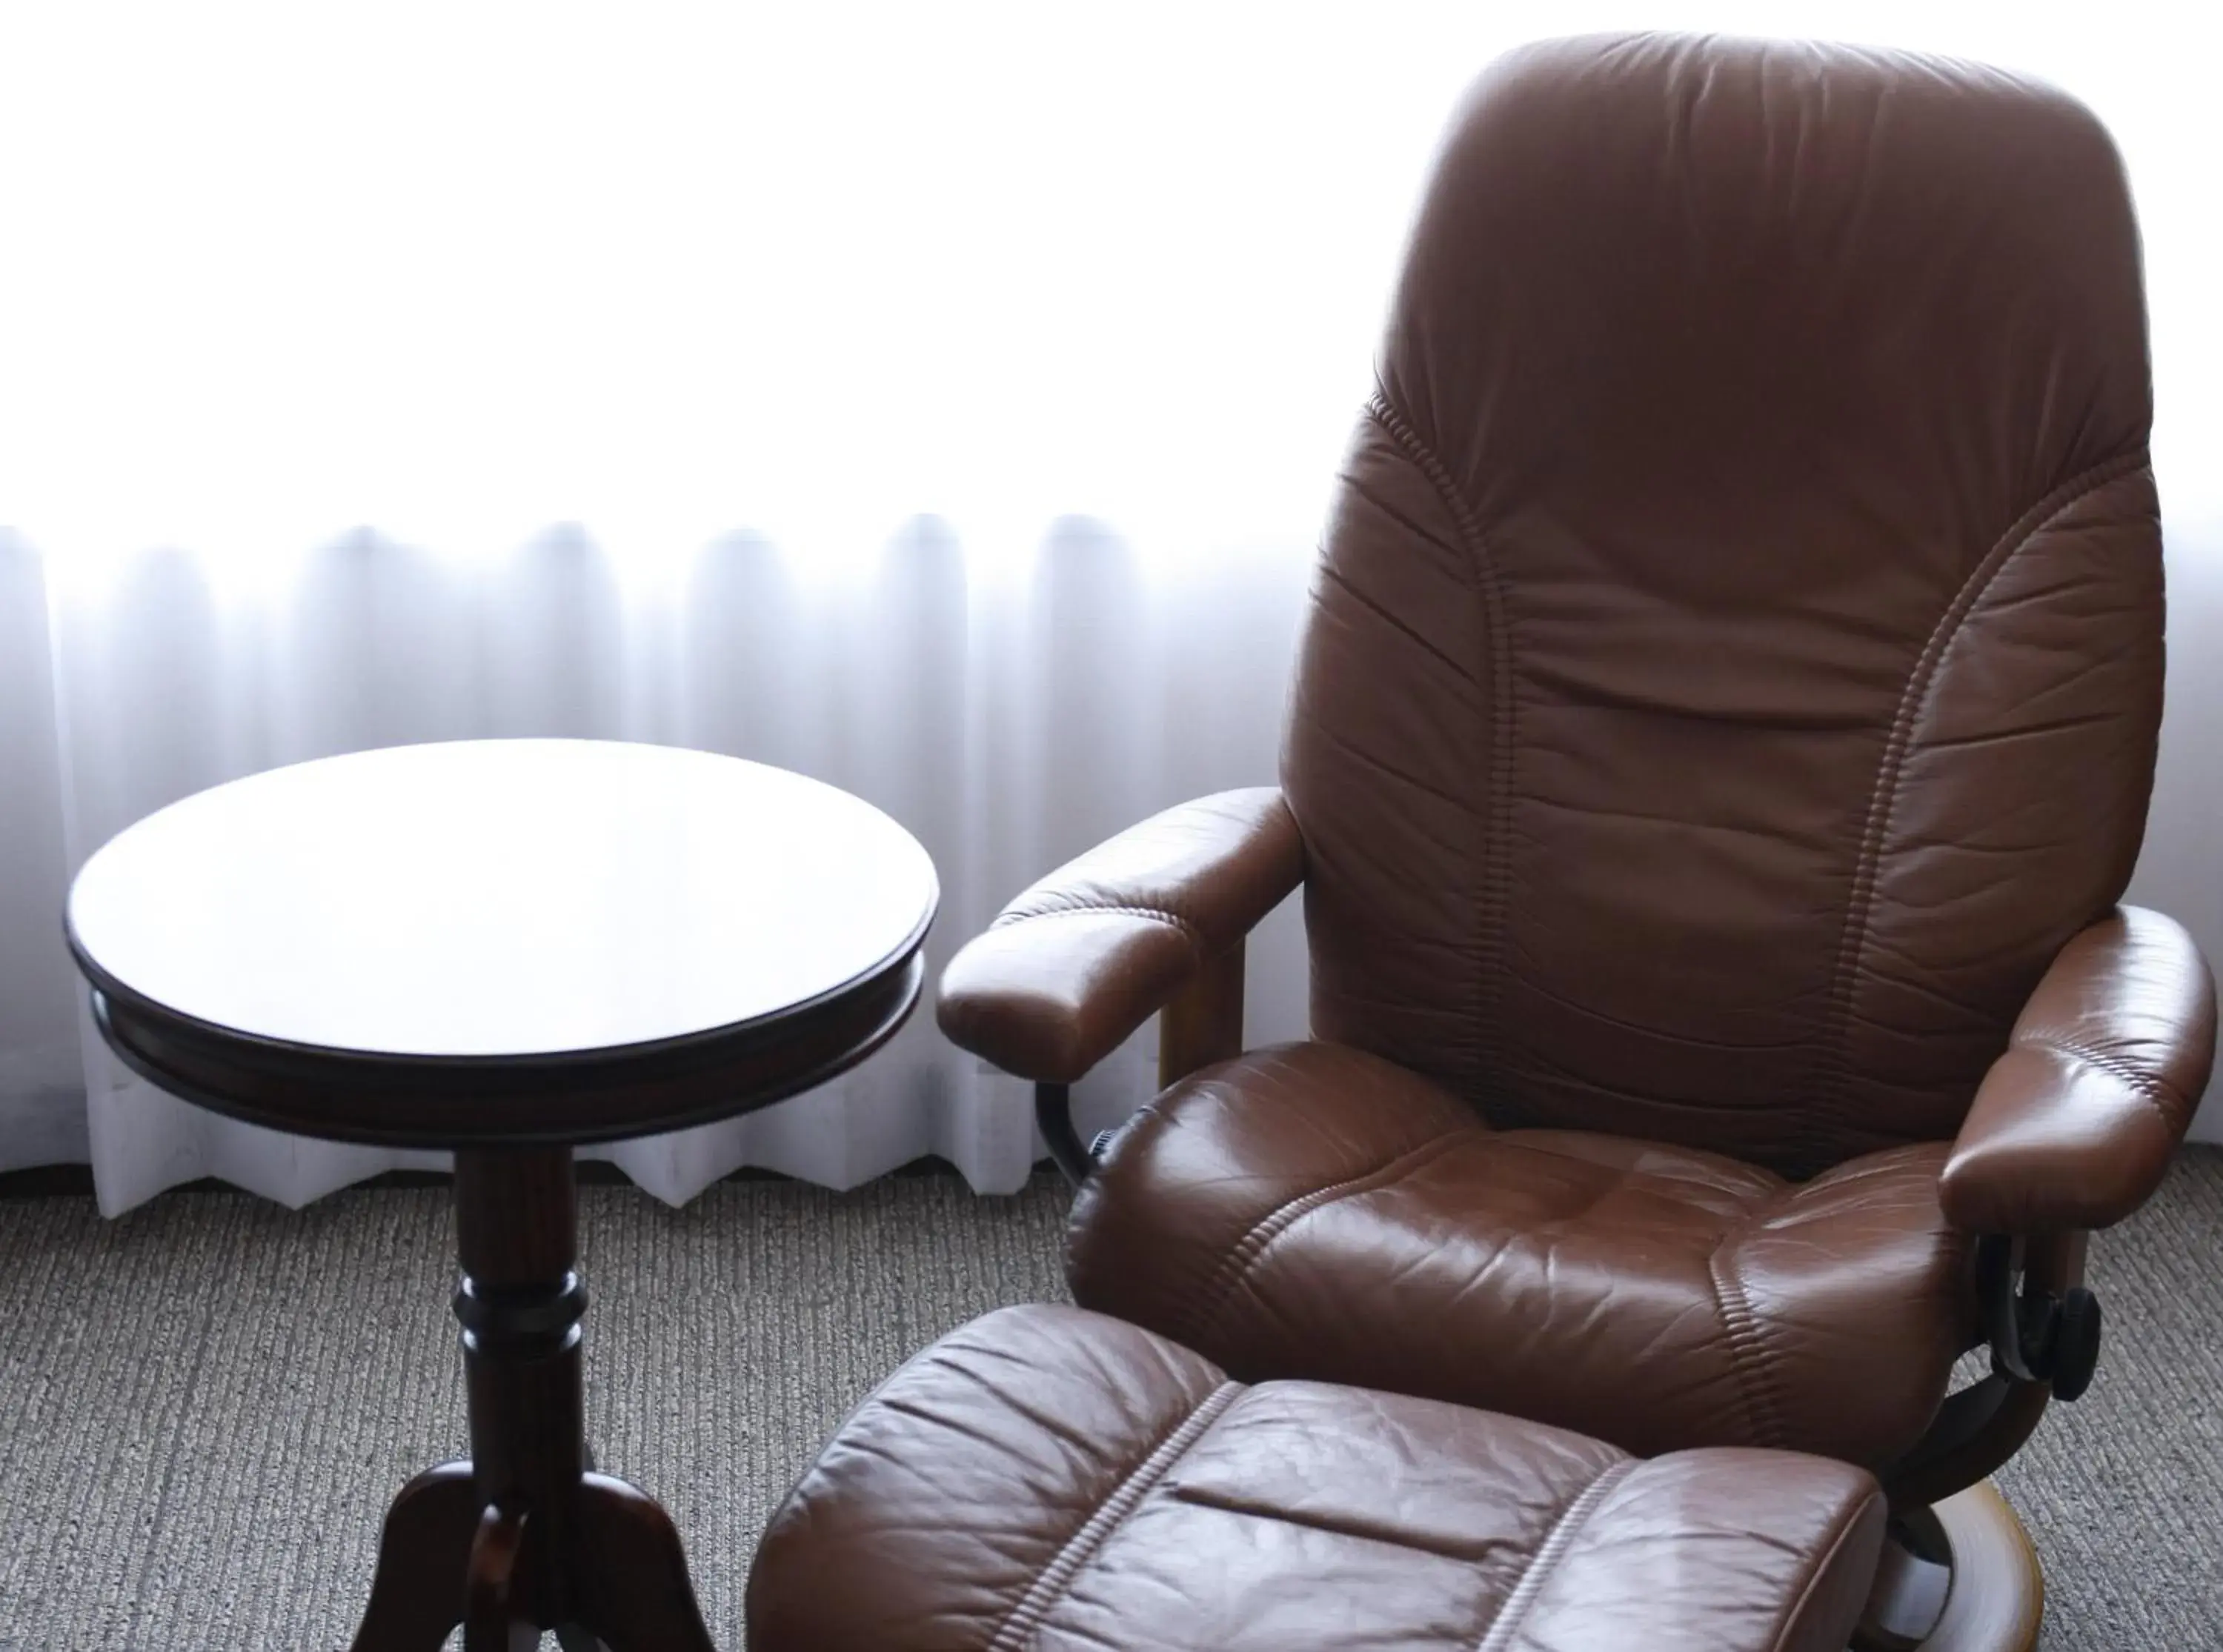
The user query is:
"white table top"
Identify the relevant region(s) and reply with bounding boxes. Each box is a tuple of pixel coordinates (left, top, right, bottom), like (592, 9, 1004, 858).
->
(67, 740, 938, 1061)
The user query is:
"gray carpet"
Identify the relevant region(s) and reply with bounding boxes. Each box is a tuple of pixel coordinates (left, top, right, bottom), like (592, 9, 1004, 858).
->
(0, 1153, 2216, 1650)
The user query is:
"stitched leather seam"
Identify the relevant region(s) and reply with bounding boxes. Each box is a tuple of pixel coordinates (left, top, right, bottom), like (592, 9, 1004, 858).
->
(986, 1381, 1242, 1652)
(1764, 1487, 1887, 1652)
(991, 902, 1205, 947)
(2018, 1031, 2180, 1119)
(1813, 448, 2149, 1169)
(1177, 1128, 1475, 1347)
(1365, 390, 1515, 1110)
(1469, 1459, 1638, 1652)
(1705, 1245, 1791, 1450)
(1166, 1482, 1498, 1565)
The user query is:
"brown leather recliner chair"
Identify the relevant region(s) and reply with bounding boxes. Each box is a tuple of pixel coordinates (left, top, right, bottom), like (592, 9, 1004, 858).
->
(939, 33, 2216, 1651)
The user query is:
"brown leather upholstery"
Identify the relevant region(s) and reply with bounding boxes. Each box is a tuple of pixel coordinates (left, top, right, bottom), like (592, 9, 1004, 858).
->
(1291, 33, 2165, 1176)
(1944, 907, 2218, 1233)
(748, 1305, 1887, 1652)
(936, 33, 2218, 1481)
(1068, 1042, 1976, 1465)
(940, 788, 1300, 1083)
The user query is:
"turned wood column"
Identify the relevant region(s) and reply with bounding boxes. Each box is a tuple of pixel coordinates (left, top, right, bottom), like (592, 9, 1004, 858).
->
(453, 1146, 588, 1634)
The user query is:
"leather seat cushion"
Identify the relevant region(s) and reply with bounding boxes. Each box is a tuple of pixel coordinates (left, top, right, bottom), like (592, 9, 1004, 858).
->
(1069, 1041, 1981, 1467)
(747, 1304, 1887, 1652)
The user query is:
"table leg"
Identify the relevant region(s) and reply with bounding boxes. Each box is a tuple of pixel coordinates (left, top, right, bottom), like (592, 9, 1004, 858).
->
(342, 1145, 720, 1651)
(552, 1443, 611, 1652)
(465, 1503, 537, 1652)
(571, 1473, 719, 1651)
(347, 1462, 480, 1651)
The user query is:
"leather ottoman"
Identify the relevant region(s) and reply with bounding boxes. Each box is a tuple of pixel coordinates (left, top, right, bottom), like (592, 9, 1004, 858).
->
(746, 1305, 1886, 1651)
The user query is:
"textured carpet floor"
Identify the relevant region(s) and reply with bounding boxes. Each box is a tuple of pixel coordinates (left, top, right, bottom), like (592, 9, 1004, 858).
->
(1, 1152, 2217, 1650)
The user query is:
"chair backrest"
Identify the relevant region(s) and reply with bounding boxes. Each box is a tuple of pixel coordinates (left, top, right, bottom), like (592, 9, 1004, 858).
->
(1283, 33, 2161, 1176)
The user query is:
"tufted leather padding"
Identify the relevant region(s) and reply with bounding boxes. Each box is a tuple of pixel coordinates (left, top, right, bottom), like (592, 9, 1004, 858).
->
(1069, 1042, 1980, 1468)
(1288, 34, 2163, 1178)
(747, 1305, 1887, 1652)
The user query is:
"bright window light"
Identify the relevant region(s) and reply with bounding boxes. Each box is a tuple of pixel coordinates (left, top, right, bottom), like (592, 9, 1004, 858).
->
(1, 2, 2216, 574)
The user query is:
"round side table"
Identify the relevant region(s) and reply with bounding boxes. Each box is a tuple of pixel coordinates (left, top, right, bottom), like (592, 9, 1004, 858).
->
(65, 739, 938, 1652)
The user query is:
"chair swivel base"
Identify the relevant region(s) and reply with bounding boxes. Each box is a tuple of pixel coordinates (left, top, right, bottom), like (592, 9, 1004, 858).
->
(1858, 1482, 2043, 1652)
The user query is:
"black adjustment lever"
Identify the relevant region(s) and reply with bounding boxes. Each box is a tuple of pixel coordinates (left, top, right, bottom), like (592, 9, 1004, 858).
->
(2047, 1285, 2103, 1402)
(1975, 1234, 2103, 1401)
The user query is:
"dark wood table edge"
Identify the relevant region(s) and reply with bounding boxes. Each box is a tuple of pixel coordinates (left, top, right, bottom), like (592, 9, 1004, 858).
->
(71, 907, 931, 1146)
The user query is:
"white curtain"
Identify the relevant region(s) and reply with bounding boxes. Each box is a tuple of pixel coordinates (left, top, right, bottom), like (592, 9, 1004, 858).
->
(1, 2, 2217, 1214)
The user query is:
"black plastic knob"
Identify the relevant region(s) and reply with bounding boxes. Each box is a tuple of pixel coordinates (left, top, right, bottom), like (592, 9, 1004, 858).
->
(2049, 1285, 2102, 1402)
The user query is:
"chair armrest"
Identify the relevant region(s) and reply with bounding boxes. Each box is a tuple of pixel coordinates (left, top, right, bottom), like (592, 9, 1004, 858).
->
(1941, 907, 2216, 1233)
(936, 787, 1303, 1083)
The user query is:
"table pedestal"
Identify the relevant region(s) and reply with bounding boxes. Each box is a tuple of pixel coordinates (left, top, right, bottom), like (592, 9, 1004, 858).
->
(346, 1148, 718, 1652)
